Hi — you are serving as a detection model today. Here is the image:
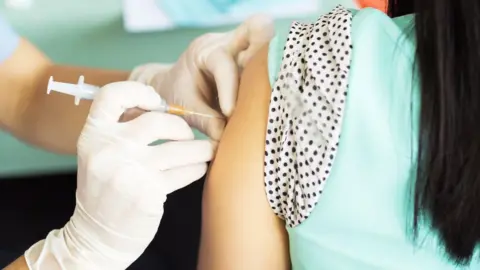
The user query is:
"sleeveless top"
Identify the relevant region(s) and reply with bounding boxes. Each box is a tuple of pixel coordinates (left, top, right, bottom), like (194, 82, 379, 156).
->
(264, 6, 480, 269)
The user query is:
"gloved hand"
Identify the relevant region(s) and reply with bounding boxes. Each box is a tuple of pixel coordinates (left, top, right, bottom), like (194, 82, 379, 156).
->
(128, 15, 275, 140)
(24, 81, 214, 269)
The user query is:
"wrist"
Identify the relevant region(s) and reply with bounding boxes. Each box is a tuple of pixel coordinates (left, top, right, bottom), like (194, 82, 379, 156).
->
(24, 205, 143, 270)
(24, 228, 106, 270)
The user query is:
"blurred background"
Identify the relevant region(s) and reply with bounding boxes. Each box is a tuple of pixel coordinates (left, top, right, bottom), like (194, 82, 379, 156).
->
(0, 0, 359, 268)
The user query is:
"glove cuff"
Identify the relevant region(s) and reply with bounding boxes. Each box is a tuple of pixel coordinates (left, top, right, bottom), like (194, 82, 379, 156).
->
(25, 229, 109, 270)
(24, 204, 144, 270)
(128, 63, 174, 86)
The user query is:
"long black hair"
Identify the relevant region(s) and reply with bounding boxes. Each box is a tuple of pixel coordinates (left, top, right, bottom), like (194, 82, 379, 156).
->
(388, 0, 480, 264)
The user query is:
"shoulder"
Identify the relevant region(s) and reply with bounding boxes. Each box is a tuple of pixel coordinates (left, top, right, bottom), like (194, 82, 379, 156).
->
(267, 7, 416, 85)
(351, 8, 416, 62)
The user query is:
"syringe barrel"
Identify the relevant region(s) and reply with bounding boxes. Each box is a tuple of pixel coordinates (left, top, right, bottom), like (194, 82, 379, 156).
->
(76, 84, 98, 100)
(48, 81, 78, 95)
(47, 76, 99, 101)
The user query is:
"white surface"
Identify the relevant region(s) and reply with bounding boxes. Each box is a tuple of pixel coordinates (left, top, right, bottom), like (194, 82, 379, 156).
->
(123, 0, 319, 33)
(4, 0, 33, 9)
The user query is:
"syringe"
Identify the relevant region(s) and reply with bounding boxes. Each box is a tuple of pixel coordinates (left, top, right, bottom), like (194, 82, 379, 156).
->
(47, 76, 222, 119)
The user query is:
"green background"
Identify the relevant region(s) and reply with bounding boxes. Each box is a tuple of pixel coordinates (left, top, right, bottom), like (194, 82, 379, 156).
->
(0, 0, 354, 177)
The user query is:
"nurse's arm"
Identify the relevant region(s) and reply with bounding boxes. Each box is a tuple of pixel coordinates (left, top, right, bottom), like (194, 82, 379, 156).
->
(197, 44, 291, 269)
(0, 38, 129, 155)
(4, 256, 28, 269)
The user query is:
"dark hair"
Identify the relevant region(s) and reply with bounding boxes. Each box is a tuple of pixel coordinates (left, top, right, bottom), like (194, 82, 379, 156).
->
(388, 0, 480, 264)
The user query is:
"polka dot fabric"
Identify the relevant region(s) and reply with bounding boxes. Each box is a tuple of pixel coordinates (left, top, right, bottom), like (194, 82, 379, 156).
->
(264, 6, 353, 228)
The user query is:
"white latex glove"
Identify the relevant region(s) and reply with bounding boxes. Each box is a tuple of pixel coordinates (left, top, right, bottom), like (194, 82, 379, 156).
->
(25, 81, 214, 270)
(128, 14, 275, 140)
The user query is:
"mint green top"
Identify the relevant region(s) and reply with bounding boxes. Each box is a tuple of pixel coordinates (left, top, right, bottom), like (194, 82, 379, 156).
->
(268, 8, 480, 269)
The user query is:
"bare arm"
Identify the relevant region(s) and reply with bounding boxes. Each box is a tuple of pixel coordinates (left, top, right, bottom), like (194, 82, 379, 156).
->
(4, 256, 28, 270)
(0, 38, 129, 154)
(198, 44, 291, 269)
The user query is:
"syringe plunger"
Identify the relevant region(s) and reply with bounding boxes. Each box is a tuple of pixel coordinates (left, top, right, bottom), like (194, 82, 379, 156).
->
(47, 76, 100, 105)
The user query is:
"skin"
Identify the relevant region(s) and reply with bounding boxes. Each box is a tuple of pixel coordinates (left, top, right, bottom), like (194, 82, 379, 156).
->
(0, 38, 129, 155)
(4, 257, 28, 270)
(2, 38, 130, 268)
(198, 44, 290, 269)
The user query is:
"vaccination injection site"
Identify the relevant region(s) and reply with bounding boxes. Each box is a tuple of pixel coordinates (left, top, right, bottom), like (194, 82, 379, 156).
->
(4, 0, 480, 269)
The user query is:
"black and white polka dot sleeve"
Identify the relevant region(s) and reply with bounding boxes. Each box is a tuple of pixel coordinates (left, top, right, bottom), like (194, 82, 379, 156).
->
(264, 6, 353, 228)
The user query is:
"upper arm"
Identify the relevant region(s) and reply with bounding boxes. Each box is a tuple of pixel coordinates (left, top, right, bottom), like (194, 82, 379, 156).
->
(4, 256, 29, 270)
(198, 44, 290, 270)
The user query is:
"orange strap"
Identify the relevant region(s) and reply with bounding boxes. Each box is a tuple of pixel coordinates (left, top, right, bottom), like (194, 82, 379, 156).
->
(355, 0, 388, 13)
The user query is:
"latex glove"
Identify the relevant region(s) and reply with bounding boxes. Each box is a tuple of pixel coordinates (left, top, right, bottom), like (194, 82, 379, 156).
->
(128, 14, 275, 140)
(25, 81, 214, 270)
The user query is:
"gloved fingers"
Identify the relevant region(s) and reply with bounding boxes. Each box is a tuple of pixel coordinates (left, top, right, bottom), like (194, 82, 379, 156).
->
(95, 166, 164, 238)
(128, 63, 173, 85)
(90, 81, 163, 123)
(226, 22, 250, 56)
(230, 14, 275, 67)
(156, 163, 208, 194)
(122, 111, 194, 144)
(135, 177, 167, 222)
(143, 140, 214, 170)
(184, 102, 226, 141)
(120, 108, 147, 122)
(237, 40, 267, 68)
(94, 166, 143, 219)
(135, 163, 208, 216)
(203, 15, 274, 118)
(206, 49, 239, 117)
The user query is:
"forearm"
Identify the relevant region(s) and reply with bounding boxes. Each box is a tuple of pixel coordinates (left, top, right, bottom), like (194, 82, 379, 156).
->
(15, 64, 128, 154)
(0, 38, 129, 154)
(4, 256, 28, 270)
